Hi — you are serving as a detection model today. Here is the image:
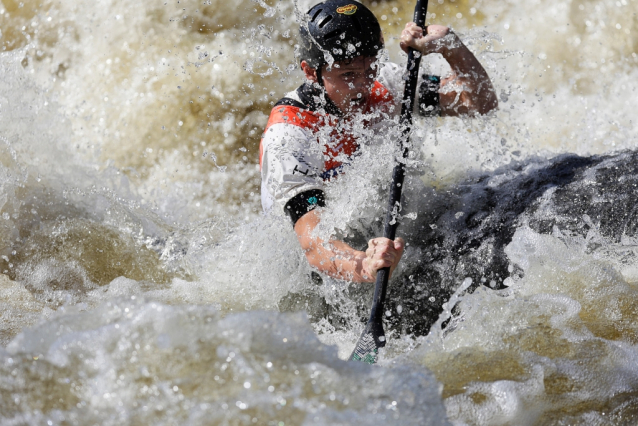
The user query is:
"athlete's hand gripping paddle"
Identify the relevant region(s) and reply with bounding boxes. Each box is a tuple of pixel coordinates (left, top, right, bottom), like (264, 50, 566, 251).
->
(349, 0, 429, 364)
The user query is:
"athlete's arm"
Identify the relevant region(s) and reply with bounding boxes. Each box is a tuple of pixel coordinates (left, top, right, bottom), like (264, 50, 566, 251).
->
(400, 23, 498, 116)
(294, 209, 404, 283)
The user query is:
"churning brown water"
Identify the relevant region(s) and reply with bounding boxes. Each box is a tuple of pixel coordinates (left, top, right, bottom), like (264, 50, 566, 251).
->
(2, 0, 638, 424)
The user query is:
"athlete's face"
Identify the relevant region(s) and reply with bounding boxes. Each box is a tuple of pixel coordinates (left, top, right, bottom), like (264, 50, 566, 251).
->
(302, 56, 379, 114)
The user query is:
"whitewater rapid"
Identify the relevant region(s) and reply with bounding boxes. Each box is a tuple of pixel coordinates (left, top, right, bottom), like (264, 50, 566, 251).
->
(2, 0, 638, 424)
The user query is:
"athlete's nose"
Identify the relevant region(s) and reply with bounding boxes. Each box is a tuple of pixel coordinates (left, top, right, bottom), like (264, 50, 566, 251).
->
(354, 71, 374, 91)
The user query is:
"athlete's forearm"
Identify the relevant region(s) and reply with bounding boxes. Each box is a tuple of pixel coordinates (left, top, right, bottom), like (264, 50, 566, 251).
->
(436, 33, 498, 116)
(401, 24, 498, 116)
(306, 239, 373, 283)
(294, 210, 373, 282)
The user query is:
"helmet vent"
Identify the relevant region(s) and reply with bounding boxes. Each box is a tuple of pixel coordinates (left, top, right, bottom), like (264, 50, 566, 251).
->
(318, 15, 333, 28)
(310, 9, 322, 22)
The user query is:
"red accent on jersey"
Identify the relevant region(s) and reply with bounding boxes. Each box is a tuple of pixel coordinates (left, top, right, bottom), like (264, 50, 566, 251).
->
(368, 81, 393, 108)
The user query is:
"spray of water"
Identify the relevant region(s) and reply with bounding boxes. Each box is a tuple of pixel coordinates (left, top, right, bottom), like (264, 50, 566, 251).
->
(2, 0, 638, 423)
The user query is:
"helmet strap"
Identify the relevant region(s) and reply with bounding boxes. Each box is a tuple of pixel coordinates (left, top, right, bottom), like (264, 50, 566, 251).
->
(307, 64, 342, 116)
(316, 66, 324, 87)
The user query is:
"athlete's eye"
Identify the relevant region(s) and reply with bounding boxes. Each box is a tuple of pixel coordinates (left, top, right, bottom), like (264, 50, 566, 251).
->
(342, 74, 357, 82)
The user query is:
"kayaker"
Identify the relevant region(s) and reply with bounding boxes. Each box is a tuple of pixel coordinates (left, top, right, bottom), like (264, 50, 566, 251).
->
(260, 0, 497, 282)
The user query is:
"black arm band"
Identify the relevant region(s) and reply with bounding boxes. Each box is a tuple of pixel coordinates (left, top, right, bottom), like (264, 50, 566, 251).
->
(284, 189, 326, 226)
(418, 74, 441, 117)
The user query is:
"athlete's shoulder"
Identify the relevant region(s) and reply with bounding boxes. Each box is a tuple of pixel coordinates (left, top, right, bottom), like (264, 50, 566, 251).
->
(265, 104, 322, 130)
(274, 88, 305, 109)
(265, 82, 333, 130)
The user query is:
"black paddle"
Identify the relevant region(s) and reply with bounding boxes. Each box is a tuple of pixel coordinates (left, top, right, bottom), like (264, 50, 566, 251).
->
(349, 0, 430, 364)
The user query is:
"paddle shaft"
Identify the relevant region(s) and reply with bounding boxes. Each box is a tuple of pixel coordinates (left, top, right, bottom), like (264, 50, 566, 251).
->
(367, 0, 429, 328)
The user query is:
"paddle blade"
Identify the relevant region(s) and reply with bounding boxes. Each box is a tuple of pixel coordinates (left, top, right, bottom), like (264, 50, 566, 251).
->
(349, 320, 385, 364)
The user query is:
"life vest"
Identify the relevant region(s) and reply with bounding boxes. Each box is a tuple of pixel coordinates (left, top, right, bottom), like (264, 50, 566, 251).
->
(259, 81, 394, 180)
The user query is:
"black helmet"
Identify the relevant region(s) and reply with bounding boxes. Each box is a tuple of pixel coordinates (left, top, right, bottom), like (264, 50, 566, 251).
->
(299, 0, 384, 69)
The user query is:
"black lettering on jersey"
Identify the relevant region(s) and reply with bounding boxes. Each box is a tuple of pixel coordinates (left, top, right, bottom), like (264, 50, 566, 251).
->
(293, 165, 309, 176)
